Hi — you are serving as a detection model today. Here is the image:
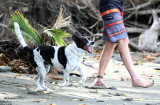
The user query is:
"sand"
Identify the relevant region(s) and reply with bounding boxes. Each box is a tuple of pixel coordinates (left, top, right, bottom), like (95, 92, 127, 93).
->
(0, 52, 160, 105)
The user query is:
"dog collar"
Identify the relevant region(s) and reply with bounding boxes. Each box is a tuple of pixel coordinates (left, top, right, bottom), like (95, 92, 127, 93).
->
(71, 50, 84, 57)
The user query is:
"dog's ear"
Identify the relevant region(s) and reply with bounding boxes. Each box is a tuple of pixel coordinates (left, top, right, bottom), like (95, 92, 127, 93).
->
(72, 35, 79, 41)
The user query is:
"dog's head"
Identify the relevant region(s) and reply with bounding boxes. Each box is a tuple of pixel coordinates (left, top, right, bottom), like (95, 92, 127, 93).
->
(72, 35, 94, 53)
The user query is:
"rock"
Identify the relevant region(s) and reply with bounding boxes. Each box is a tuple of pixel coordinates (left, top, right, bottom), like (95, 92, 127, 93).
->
(122, 98, 133, 101)
(108, 92, 124, 96)
(79, 98, 84, 101)
(113, 70, 120, 73)
(28, 91, 42, 95)
(85, 85, 117, 90)
(85, 85, 107, 89)
(114, 93, 125, 96)
(96, 100, 104, 102)
(107, 86, 117, 90)
(0, 66, 12, 72)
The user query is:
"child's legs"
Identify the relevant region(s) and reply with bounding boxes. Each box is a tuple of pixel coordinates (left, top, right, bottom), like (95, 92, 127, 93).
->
(117, 37, 137, 77)
(118, 37, 152, 87)
(97, 41, 116, 77)
(94, 41, 116, 87)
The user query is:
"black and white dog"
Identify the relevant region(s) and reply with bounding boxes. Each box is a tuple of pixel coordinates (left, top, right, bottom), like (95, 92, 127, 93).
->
(14, 22, 94, 92)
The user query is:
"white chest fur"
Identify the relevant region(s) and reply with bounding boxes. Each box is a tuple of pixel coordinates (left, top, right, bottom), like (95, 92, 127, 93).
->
(64, 43, 85, 72)
(50, 43, 85, 72)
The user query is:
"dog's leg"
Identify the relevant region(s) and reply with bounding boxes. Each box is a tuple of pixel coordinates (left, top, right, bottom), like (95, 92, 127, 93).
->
(45, 65, 50, 74)
(59, 71, 70, 87)
(38, 66, 53, 92)
(77, 67, 86, 85)
(34, 73, 44, 91)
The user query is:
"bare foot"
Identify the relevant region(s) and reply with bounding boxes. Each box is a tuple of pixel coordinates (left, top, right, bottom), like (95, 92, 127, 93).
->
(132, 77, 153, 88)
(94, 78, 108, 88)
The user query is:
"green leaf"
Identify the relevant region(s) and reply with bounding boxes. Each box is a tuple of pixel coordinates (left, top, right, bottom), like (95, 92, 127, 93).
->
(9, 11, 42, 45)
(43, 29, 69, 46)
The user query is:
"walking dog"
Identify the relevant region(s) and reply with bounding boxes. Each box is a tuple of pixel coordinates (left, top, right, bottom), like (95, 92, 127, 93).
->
(14, 22, 94, 92)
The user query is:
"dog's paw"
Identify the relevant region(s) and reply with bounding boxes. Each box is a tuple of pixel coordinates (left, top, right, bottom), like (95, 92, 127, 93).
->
(44, 88, 54, 93)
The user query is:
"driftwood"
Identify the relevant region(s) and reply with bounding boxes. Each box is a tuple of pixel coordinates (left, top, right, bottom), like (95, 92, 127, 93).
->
(126, 27, 146, 33)
(138, 10, 160, 52)
(129, 10, 160, 52)
(138, 9, 160, 15)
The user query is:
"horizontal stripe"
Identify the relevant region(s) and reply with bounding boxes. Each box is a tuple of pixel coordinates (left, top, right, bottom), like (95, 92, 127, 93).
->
(101, 9, 123, 16)
(103, 26, 124, 35)
(105, 21, 123, 28)
(108, 30, 126, 37)
(108, 26, 124, 33)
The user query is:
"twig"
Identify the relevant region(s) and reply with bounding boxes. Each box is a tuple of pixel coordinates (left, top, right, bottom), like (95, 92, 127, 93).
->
(138, 9, 160, 15)
(7, 1, 28, 6)
(126, 27, 146, 33)
(89, 20, 100, 29)
(125, 1, 152, 11)
(124, 11, 135, 21)
(0, 23, 8, 28)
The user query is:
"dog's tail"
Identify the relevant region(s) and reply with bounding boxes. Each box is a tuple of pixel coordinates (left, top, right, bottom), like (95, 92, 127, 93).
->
(14, 22, 33, 54)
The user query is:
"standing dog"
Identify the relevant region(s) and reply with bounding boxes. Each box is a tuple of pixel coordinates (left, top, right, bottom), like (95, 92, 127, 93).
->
(14, 22, 94, 92)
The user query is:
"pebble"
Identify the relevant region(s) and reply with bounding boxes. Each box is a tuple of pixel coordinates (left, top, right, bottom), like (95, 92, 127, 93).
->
(122, 98, 133, 101)
(107, 86, 117, 90)
(114, 93, 125, 96)
(28, 91, 42, 95)
(108, 92, 124, 96)
(113, 70, 120, 73)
